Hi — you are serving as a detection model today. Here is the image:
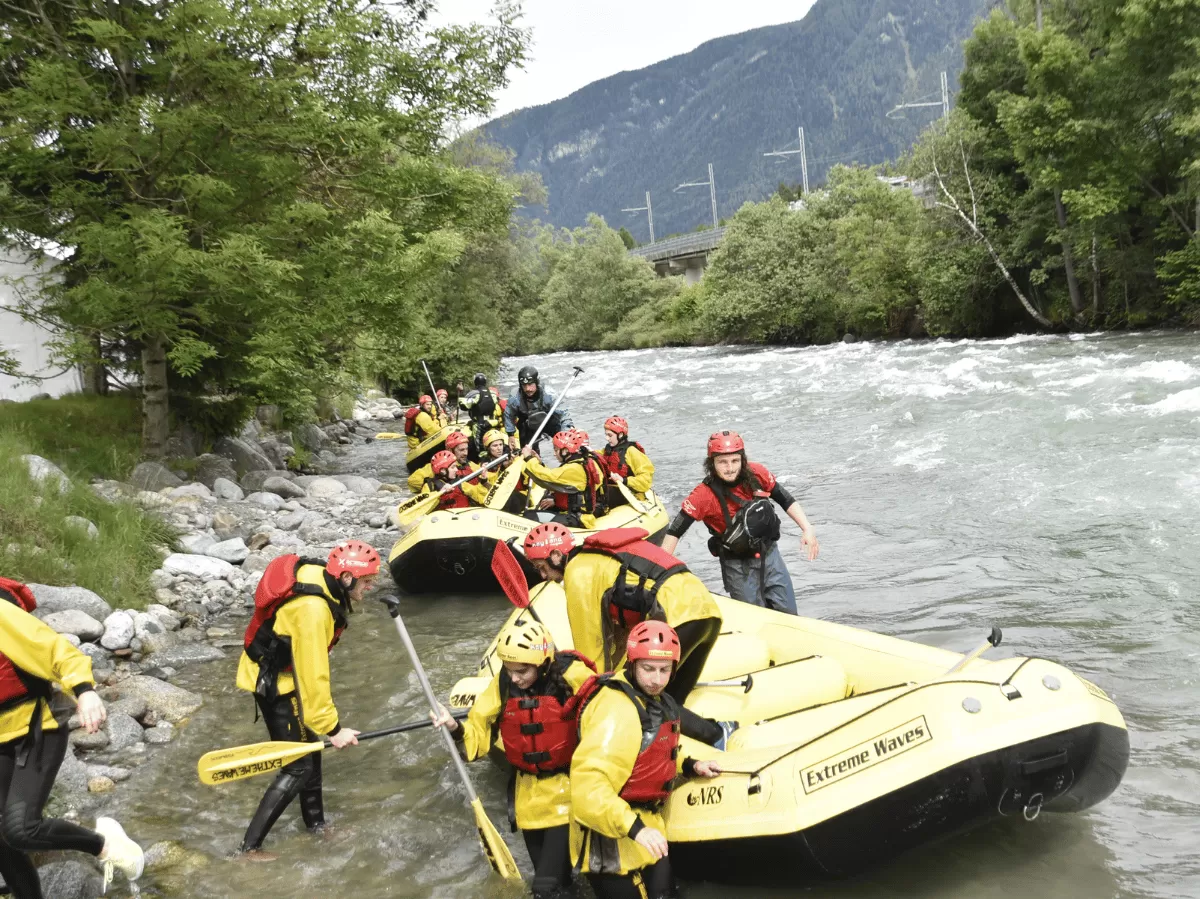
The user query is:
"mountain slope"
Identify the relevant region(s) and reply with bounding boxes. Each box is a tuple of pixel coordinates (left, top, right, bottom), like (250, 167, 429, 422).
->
(484, 0, 993, 239)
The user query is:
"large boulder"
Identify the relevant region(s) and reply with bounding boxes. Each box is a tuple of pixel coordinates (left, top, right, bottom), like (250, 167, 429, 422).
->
(41, 610, 104, 642)
(261, 476, 305, 499)
(213, 436, 273, 476)
(28, 585, 113, 623)
(276, 510, 308, 531)
(331, 474, 377, 495)
(21, 454, 70, 493)
(163, 553, 236, 582)
(258, 438, 293, 470)
(211, 477, 244, 501)
(170, 482, 212, 500)
(207, 537, 248, 564)
(177, 533, 216, 556)
(193, 453, 239, 488)
(296, 422, 331, 452)
(105, 711, 144, 751)
(100, 611, 135, 651)
(304, 477, 346, 498)
(245, 491, 286, 511)
(113, 675, 202, 723)
(240, 469, 294, 492)
(130, 461, 183, 492)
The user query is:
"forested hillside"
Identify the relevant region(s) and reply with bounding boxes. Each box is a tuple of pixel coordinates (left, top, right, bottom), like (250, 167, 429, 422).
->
(484, 0, 992, 237)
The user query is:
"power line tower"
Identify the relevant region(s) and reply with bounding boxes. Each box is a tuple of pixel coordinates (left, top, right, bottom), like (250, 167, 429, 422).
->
(763, 126, 810, 195)
(621, 191, 655, 244)
(886, 71, 950, 120)
(675, 163, 719, 229)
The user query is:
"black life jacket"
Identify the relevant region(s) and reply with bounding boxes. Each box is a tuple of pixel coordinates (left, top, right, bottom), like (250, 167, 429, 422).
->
(706, 475, 782, 559)
(472, 388, 499, 422)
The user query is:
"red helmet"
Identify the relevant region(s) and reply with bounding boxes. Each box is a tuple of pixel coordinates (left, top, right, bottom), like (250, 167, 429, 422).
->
(419, 394, 433, 407)
(523, 522, 575, 560)
(604, 416, 629, 436)
(626, 620, 681, 663)
(707, 429, 745, 456)
(431, 450, 456, 475)
(552, 429, 587, 454)
(326, 540, 381, 579)
(436, 388, 449, 401)
(445, 431, 468, 450)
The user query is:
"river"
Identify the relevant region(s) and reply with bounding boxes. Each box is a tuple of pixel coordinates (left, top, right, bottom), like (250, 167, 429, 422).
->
(111, 332, 1200, 898)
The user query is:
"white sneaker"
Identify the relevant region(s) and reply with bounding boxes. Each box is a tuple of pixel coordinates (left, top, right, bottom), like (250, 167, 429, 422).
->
(96, 816, 145, 889)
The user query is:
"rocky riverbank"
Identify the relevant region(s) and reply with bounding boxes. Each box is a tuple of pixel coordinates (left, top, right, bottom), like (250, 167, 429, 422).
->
(11, 404, 409, 897)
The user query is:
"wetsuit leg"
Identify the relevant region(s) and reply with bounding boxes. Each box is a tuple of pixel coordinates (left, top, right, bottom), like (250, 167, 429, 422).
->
(759, 545, 797, 614)
(669, 618, 720, 702)
(522, 824, 571, 898)
(550, 512, 584, 528)
(240, 693, 321, 851)
(0, 729, 104, 899)
(718, 557, 760, 606)
(587, 859, 673, 899)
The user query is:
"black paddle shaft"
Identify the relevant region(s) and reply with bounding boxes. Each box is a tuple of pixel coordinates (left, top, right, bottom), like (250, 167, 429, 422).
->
(342, 709, 468, 744)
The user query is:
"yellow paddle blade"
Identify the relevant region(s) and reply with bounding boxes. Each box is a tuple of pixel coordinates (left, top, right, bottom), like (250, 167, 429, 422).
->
(373, 432, 405, 440)
(483, 458, 526, 510)
(613, 479, 649, 513)
(470, 797, 522, 880)
(394, 491, 439, 527)
(197, 740, 324, 786)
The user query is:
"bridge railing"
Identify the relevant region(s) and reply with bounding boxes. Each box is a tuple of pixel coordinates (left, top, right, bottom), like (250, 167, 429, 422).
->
(628, 226, 726, 262)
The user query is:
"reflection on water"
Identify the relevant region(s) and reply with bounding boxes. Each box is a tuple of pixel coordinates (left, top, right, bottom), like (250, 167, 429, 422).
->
(111, 333, 1200, 897)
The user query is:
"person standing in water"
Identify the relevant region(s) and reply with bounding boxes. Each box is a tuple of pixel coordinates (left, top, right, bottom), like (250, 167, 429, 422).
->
(0, 577, 144, 896)
(661, 430, 819, 615)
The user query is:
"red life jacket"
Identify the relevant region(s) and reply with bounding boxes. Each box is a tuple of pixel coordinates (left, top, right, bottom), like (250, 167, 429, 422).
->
(572, 674, 681, 805)
(424, 474, 473, 510)
(243, 557, 348, 684)
(552, 451, 607, 516)
(403, 406, 422, 436)
(0, 577, 49, 711)
(576, 529, 689, 629)
(498, 650, 595, 775)
(602, 439, 646, 480)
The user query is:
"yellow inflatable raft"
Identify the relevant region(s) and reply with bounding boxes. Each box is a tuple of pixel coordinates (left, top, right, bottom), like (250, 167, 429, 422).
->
(387, 492, 670, 595)
(447, 585, 1129, 884)
(400, 424, 469, 473)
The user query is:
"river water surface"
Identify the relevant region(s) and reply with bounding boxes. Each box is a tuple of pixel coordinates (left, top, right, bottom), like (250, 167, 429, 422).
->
(113, 333, 1200, 898)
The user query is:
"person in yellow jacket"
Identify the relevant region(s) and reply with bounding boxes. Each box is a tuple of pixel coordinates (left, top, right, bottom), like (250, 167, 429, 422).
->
(520, 430, 607, 528)
(417, 451, 490, 509)
(431, 618, 593, 899)
(406, 430, 478, 492)
(0, 578, 144, 896)
(570, 621, 721, 899)
(406, 395, 442, 450)
(236, 542, 381, 854)
(600, 416, 655, 508)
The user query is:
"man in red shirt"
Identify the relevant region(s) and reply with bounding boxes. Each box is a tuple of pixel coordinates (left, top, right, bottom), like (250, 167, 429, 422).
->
(661, 430, 819, 614)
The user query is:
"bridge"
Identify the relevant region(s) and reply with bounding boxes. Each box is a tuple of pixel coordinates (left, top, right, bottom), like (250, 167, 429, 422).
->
(628, 226, 726, 283)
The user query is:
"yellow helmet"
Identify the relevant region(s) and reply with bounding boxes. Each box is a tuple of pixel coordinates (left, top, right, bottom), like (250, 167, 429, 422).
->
(483, 429, 506, 449)
(496, 618, 554, 666)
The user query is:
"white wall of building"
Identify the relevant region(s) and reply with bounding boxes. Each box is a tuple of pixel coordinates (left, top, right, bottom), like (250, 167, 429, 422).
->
(0, 251, 80, 401)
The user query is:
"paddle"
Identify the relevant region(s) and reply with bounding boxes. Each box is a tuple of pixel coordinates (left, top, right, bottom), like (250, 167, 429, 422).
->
(196, 711, 468, 785)
(422, 359, 448, 421)
(393, 453, 511, 528)
(695, 675, 754, 693)
(482, 455, 526, 511)
(386, 600, 522, 881)
(945, 626, 1002, 674)
(611, 477, 650, 514)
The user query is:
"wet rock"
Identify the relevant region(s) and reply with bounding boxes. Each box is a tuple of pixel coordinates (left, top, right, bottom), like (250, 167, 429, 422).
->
(304, 477, 347, 498)
(105, 712, 144, 751)
(151, 644, 226, 667)
(35, 860, 102, 899)
(139, 629, 176, 655)
(170, 482, 212, 500)
(245, 491, 286, 511)
(115, 675, 202, 723)
(207, 537, 248, 564)
(130, 461, 182, 491)
(163, 553, 236, 582)
(100, 611, 135, 651)
(194, 453, 239, 488)
(842, 332, 859, 343)
(88, 775, 116, 793)
(43, 610, 104, 642)
(178, 533, 217, 555)
(86, 764, 131, 783)
(240, 469, 294, 492)
(22, 454, 71, 493)
(297, 422, 331, 452)
(378, 483, 403, 493)
(262, 476, 306, 499)
(212, 508, 244, 541)
(212, 477, 244, 501)
(56, 746, 89, 792)
(214, 436, 274, 476)
(276, 510, 308, 531)
(65, 515, 99, 538)
(70, 728, 110, 750)
(144, 838, 206, 871)
(332, 474, 376, 495)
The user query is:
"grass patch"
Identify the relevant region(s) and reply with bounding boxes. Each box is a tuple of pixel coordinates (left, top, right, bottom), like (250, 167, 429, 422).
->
(0, 398, 175, 610)
(0, 393, 142, 480)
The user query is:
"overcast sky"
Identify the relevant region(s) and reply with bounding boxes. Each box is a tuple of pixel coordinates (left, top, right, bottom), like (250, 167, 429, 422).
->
(434, 1, 818, 121)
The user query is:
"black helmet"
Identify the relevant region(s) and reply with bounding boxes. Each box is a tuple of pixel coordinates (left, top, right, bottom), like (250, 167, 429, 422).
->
(518, 366, 539, 385)
(473, 373, 487, 389)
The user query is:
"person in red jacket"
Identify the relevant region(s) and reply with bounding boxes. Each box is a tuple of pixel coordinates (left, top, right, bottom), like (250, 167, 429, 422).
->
(661, 430, 819, 614)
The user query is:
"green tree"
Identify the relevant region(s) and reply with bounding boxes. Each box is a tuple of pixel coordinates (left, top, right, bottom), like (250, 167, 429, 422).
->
(617, 226, 637, 250)
(0, 0, 526, 454)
